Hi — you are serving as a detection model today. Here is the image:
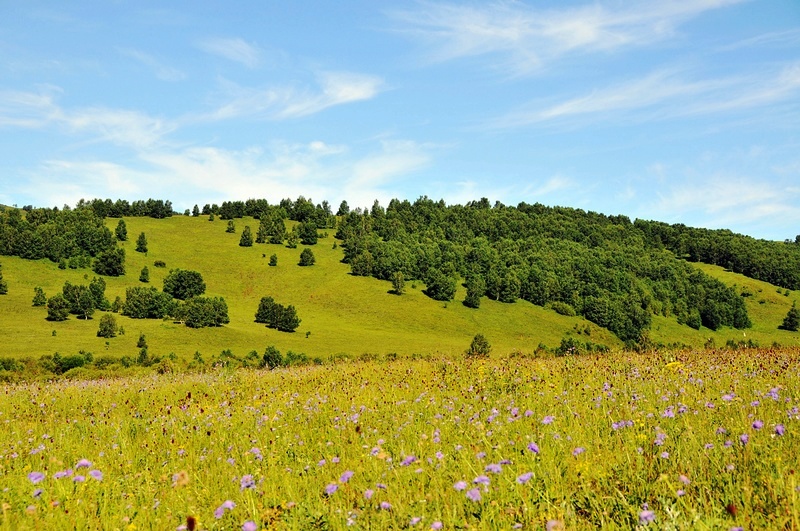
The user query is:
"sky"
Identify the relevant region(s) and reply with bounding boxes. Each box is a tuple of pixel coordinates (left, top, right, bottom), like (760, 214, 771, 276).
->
(1, 1, 799, 240)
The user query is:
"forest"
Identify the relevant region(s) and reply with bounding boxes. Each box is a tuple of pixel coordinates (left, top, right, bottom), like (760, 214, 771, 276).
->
(1, 196, 799, 346)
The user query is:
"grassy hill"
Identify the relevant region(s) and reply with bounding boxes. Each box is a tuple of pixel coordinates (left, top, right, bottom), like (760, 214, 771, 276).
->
(0, 214, 798, 362)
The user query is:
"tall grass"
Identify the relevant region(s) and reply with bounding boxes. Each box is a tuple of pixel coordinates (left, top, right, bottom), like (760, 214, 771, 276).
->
(1, 348, 797, 529)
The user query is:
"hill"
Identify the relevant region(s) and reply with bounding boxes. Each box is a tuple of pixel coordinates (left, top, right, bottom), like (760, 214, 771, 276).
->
(0, 199, 799, 364)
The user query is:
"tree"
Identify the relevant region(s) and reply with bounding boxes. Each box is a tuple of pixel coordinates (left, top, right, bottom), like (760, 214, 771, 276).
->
(32, 286, 47, 306)
(140, 266, 150, 283)
(269, 254, 278, 266)
(163, 269, 206, 300)
(136, 232, 148, 253)
(177, 296, 230, 328)
(226, 220, 236, 234)
(97, 314, 118, 338)
(89, 276, 110, 310)
(93, 248, 126, 276)
(299, 248, 315, 266)
(337, 200, 350, 216)
(463, 276, 485, 309)
(466, 334, 491, 358)
(780, 302, 800, 331)
(255, 296, 279, 325)
(192, 205, 200, 217)
(277, 305, 301, 332)
(46, 294, 70, 321)
(0, 263, 7, 295)
(425, 269, 457, 301)
(391, 271, 405, 295)
(298, 221, 318, 245)
(255, 296, 301, 332)
(239, 226, 253, 247)
(286, 231, 299, 249)
(137, 332, 148, 349)
(115, 219, 128, 241)
(123, 287, 175, 319)
(261, 346, 283, 369)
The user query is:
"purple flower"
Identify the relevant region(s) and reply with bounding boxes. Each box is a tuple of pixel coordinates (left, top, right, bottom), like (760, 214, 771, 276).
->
(485, 463, 502, 474)
(380, 501, 392, 510)
(466, 488, 482, 502)
(517, 472, 533, 484)
(76, 459, 92, 469)
(89, 470, 103, 481)
(33, 489, 43, 498)
(454, 481, 468, 491)
(410, 516, 421, 525)
(679, 474, 690, 485)
(324, 483, 338, 496)
(431, 522, 443, 530)
(775, 424, 785, 436)
(331, 457, 340, 463)
(722, 393, 734, 402)
(527, 442, 540, 454)
(364, 489, 374, 500)
(400, 455, 417, 467)
(376, 483, 387, 490)
(639, 509, 656, 524)
(475, 451, 486, 459)
(704, 443, 714, 449)
(54, 469, 73, 479)
(249, 447, 263, 461)
(542, 415, 555, 425)
(28, 472, 45, 484)
(739, 433, 749, 445)
(752, 419, 764, 430)
(572, 447, 585, 457)
(240, 474, 255, 490)
(339, 470, 354, 483)
(242, 521, 257, 531)
(73, 475, 86, 483)
(677, 489, 685, 496)
(318, 459, 326, 467)
(214, 500, 235, 519)
(473, 475, 490, 486)
(660, 452, 669, 459)
(435, 451, 444, 460)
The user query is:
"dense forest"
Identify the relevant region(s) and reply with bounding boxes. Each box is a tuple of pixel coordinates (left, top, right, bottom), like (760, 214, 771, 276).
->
(1, 196, 799, 345)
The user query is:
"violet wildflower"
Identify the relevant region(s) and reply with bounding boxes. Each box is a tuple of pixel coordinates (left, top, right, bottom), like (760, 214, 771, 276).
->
(739, 433, 749, 445)
(242, 522, 257, 531)
(431, 522, 443, 530)
(76, 459, 92, 469)
(466, 488, 482, 502)
(33, 489, 43, 498)
(527, 442, 540, 454)
(28, 472, 45, 484)
(400, 455, 417, 467)
(473, 475, 490, 486)
(324, 483, 338, 496)
(639, 509, 656, 525)
(572, 447, 585, 457)
(677, 489, 685, 496)
(775, 424, 785, 436)
(454, 481, 467, 491)
(339, 470, 354, 483)
(660, 451, 669, 459)
(214, 500, 235, 519)
(73, 475, 86, 483)
(332, 457, 340, 463)
(410, 516, 421, 525)
(542, 415, 555, 425)
(54, 470, 72, 479)
(363, 489, 374, 500)
(89, 470, 103, 481)
(752, 420, 764, 430)
(517, 472, 533, 484)
(485, 463, 502, 474)
(318, 459, 326, 467)
(679, 474, 690, 485)
(240, 475, 255, 490)
(380, 501, 392, 510)
(476, 451, 486, 459)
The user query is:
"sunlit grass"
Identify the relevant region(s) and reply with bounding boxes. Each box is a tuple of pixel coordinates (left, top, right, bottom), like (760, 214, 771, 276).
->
(1, 349, 798, 529)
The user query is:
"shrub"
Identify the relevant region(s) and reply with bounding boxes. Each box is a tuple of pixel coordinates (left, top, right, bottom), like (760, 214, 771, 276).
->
(550, 301, 577, 317)
(97, 314, 119, 338)
(163, 269, 206, 300)
(466, 334, 491, 358)
(299, 248, 315, 266)
(261, 346, 283, 370)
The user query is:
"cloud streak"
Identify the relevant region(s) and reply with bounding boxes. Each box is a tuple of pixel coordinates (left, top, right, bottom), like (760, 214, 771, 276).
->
(196, 37, 262, 69)
(391, 0, 744, 75)
(118, 48, 186, 81)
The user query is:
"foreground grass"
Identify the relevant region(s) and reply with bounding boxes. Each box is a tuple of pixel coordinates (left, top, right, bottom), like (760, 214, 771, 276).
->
(1, 348, 798, 530)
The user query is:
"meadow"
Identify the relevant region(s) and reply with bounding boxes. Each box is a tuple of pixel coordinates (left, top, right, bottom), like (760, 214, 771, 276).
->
(1, 347, 797, 530)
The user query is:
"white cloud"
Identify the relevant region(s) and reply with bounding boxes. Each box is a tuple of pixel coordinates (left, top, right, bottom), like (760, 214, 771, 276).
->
(391, 0, 744, 75)
(488, 63, 800, 128)
(196, 37, 262, 69)
(118, 48, 186, 81)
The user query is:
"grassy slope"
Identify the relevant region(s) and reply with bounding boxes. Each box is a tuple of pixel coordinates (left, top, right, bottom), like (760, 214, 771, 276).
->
(1, 216, 798, 360)
(0, 215, 621, 360)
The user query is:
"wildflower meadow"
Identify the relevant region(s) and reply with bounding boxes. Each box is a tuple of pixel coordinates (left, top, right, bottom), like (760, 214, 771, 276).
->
(1, 347, 798, 529)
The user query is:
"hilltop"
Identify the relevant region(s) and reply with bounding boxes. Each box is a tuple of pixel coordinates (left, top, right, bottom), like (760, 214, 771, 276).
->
(0, 198, 799, 366)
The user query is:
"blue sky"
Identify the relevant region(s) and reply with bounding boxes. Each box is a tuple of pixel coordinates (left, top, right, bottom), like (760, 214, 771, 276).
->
(1, 1, 799, 240)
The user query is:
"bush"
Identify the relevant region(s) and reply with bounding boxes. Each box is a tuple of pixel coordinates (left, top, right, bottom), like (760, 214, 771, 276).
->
(261, 346, 283, 369)
(550, 301, 577, 317)
(97, 314, 119, 338)
(163, 269, 206, 300)
(466, 334, 491, 358)
(299, 248, 315, 266)
(269, 254, 278, 266)
(153, 260, 166, 268)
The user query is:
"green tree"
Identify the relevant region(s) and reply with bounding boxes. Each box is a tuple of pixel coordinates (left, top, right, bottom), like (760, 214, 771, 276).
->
(123, 287, 175, 319)
(89, 276, 110, 310)
(336, 200, 350, 216)
(135, 232, 148, 253)
(299, 248, 315, 266)
(163, 269, 206, 300)
(177, 296, 230, 328)
(286, 230, 299, 249)
(261, 346, 283, 369)
(115, 219, 128, 241)
(192, 204, 200, 217)
(111, 295, 123, 313)
(277, 305, 301, 332)
(137, 332, 148, 349)
(239, 226, 253, 247)
(140, 266, 150, 283)
(466, 333, 491, 358)
(0, 263, 7, 295)
(780, 302, 800, 331)
(463, 276, 485, 309)
(391, 271, 405, 295)
(93, 248, 126, 276)
(46, 294, 70, 321)
(255, 296, 278, 325)
(32, 286, 47, 306)
(425, 269, 457, 301)
(297, 221, 318, 245)
(97, 314, 118, 338)
(269, 254, 278, 266)
(226, 220, 236, 233)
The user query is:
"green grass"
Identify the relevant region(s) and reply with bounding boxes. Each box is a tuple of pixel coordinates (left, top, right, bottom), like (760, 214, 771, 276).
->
(1, 349, 797, 529)
(0, 215, 798, 363)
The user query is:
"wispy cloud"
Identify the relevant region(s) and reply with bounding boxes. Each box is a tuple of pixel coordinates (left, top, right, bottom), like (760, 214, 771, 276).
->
(118, 48, 186, 81)
(0, 86, 175, 148)
(718, 28, 800, 51)
(196, 37, 262, 69)
(488, 62, 800, 128)
(390, 0, 744, 75)
(199, 71, 384, 122)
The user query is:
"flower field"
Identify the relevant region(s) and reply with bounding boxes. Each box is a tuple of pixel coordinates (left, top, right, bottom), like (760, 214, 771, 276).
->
(1, 348, 798, 530)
